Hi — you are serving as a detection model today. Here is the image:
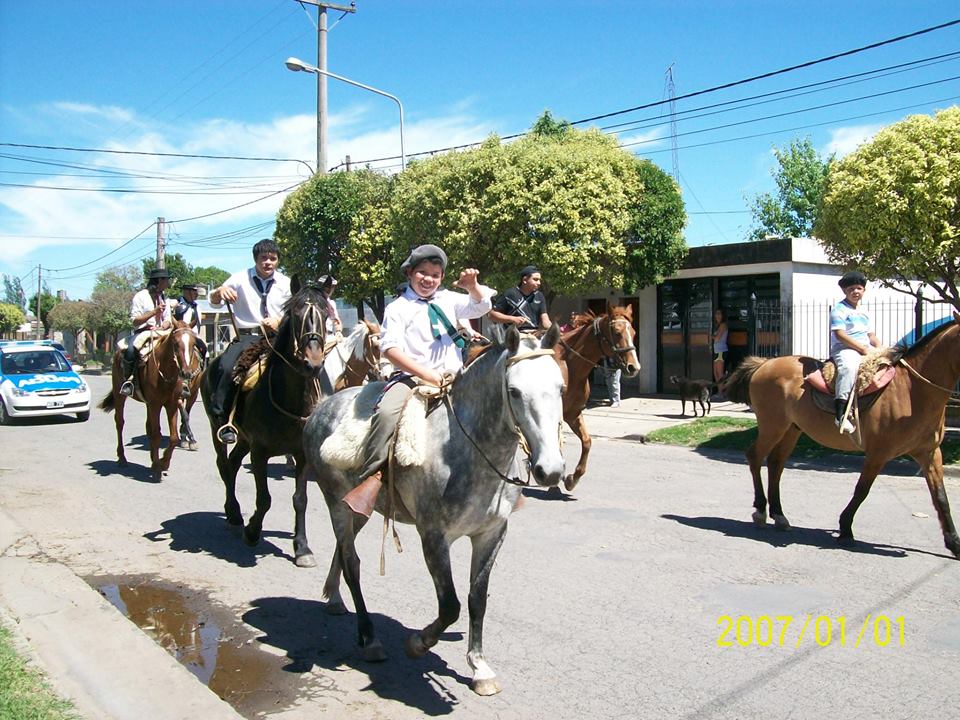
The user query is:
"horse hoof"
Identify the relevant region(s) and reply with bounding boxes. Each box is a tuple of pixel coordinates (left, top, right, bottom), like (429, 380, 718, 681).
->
(226, 515, 243, 527)
(295, 553, 317, 568)
(405, 633, 429, 658)
(471, 677, 501, 696)
(189, 442, 198, 451)
(772, 514, 791, 531)
(324, 600, 348, 616)
(361, 639, 387, 663)
(751, 511, 768, 527)
(836, 534, 855, 547)
(562, 474, 580, 493)
(117, 458, 128, 467)
(545, 486, 564, 499)
(243, 529, 260, 547)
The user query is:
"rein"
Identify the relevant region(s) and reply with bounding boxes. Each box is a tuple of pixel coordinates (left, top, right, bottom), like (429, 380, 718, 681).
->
(150, 327, 201, 386)
(266, 362, 321, 423)
(559, 316, 634, 369)
(898, 358, 960, 397)
(444, 347, 559, 487)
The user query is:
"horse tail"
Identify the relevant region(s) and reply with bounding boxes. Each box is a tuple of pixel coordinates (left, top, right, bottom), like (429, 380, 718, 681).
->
(722, 356, 767, 405)
(98, 390, 115, 413)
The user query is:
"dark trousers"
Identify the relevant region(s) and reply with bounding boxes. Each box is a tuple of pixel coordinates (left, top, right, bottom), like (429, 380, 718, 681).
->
(207, 334, 260, 420)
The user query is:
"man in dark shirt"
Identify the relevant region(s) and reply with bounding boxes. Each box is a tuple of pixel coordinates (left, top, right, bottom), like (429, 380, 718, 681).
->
(489, 265, 552, 332)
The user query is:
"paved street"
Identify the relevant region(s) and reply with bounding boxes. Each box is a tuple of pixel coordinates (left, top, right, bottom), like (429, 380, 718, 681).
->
(2, 373, 959, 720)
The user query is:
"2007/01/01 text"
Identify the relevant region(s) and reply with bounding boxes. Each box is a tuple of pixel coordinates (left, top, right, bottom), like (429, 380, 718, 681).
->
(717, 614, 905, 649)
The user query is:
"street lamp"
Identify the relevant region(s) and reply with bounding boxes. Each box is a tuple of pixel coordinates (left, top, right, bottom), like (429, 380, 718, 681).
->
(285, 57, 405, 172)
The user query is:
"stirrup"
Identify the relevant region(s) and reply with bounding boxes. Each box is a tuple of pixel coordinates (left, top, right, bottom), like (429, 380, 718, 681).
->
(119, 380, 135, 397)
(836, 416, 855, 435)
(217, 423, 238, 445)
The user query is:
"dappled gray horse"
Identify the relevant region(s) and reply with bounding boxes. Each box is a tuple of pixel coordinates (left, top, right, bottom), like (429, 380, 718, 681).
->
(302, 325, 565, 695)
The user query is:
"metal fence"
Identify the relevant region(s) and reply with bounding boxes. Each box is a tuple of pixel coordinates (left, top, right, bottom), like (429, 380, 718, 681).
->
(751, 296, 956, 359)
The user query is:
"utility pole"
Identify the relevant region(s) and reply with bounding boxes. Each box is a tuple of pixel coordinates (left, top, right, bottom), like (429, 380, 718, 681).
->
(295, 1, 356, 174)
(156, 217, 166, 269)
(36, 265, 42, 340)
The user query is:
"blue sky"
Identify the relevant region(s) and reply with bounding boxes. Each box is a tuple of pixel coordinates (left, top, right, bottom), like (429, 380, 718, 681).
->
(1, 0, 958, 301)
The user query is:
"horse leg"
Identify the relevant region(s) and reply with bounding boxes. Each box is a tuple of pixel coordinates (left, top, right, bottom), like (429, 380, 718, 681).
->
(912, 447, 960, 558)
(321, 550, 347, 615)
(406, 529, 460, 661)
(218, 440, 248, 526)
(837, 456, 885, 545)
(243, 447, 271, 546)
(765, 427, 801, 531)
(465, 524, 508, 696)
(562, 412, 591, 492)
(745, 421, 789, 526)
(292, 457, 316, 568)
(325, 494, 384, 661)
(113, 393, 128, 466)
(145, 404, 163, 481)
(160, 402, 179, 473)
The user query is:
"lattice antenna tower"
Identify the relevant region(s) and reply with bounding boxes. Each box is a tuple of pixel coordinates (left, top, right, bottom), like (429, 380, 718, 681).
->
(665, 64, 680, 184)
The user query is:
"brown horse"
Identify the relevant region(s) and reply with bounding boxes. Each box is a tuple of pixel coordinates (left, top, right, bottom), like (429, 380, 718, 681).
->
(99, 321, 203, 481)
(325, 319, 389, 391)
(555, 304, 640, 492)
(724, 312, 960, 558)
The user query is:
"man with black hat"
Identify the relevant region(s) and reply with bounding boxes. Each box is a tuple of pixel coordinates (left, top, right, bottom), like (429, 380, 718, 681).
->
(318, 274, 342, 336)
(342, 243, 493, 518)
(119, 267, 173, 396)
(174, 282, 207, 356)
(489, 265, 552, 332)
(830, 270, 881, 434)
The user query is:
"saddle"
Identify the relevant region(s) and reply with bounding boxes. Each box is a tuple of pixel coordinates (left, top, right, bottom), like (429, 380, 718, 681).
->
(117, 328, 173, 359)
(803, 348, 896, 414)
(232, 337, 272, 392)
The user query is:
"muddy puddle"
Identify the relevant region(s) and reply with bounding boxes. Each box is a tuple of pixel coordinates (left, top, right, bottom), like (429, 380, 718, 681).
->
(86, 574, 305, 717)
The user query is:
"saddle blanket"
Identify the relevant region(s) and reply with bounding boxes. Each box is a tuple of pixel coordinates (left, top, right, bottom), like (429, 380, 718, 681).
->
(117, 329, 172, 359)
(320, 389, 432, 470)
(804, 347, 895, 397)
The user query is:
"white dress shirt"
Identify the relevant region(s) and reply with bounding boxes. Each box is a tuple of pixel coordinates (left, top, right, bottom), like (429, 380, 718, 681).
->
(130, 288, 171, 331)
(380, 286, 492, 375)
(210, 268, 292, 328)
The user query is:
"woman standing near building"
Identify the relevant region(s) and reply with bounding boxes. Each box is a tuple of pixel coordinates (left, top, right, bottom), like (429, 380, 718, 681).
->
(712, 308, 728, 384)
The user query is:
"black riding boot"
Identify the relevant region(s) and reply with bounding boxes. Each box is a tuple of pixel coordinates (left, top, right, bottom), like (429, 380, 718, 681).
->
(834, 398, 846, 424)
(119, 345, 137, 396)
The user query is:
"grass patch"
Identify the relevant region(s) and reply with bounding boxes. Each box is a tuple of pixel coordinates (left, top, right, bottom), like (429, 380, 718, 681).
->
(646, 416, 960, 464)
(0, 621, 79, 720)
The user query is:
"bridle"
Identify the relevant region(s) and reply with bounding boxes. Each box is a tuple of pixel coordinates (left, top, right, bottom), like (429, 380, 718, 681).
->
(262, 296, 327, 376)
(445, 346, 562, 487)
(151, 326, 202, 393)
(560, 315, 636, 370)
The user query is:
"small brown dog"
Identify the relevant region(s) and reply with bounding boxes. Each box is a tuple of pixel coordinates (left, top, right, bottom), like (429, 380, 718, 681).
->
(669, 375, 713, 417)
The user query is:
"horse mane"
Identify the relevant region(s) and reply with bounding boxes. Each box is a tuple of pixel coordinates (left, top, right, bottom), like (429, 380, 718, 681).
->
(890, 317, 957, 364)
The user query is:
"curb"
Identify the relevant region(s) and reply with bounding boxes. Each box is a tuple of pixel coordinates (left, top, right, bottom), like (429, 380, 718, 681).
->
(0, 507, 244, 720)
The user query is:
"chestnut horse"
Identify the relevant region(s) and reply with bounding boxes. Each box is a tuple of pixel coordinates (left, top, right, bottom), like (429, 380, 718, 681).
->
(556, 305, 640, 491)
(99, 321, 203, 481)
(724, 312, 960, 558)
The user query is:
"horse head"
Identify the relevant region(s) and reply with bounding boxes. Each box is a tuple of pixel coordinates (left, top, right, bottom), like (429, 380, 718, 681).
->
(361, 319, 392, 381)
(169, 320, 202, 398)
(600, 304, 640, 378)
(502, 324, 566, 486)
(280, 277, 327, 376)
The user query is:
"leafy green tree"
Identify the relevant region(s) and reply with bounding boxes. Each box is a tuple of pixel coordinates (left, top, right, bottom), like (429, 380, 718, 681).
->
(276, 169, 393, 319)
(141, 254, 228, 295)
(27, 284, 58, 335)
(90, 264, 141, 340)
(623, 159, 687, 292)
(816, 107, 960, 310)
(390, 115, 686, 299)
(48, 300, 93, 336)
(0, 302, 26, 335)
(188, 265, 229, 294)
(3, 275, 25, 309)
(748, 137, 832, 240)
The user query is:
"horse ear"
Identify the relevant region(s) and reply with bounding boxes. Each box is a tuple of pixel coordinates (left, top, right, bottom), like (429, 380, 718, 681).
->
(623, 304, 633, 319)
(505, 325, 520, 353)
(291, 275, 301, 294)
(541, 323, 560, 350)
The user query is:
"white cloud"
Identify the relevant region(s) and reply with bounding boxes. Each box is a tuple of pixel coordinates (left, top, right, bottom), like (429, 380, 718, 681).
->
(617, 127, 666, 150)
(824, 124, 884, 158)
(0, 101, 500, 289)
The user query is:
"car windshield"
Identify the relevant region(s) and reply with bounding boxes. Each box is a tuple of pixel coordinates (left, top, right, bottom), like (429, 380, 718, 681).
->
(2, 350, 71, 375)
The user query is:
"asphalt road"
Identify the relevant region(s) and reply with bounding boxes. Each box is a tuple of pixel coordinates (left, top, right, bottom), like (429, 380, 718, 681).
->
(2, 373, 959, 720)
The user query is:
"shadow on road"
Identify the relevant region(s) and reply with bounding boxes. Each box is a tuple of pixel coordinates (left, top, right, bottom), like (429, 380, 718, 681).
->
(87, 459, 161, 484)
(243, 595, 469, 715)
(660, 513, 953, 560)
(143, 511, 294, 567)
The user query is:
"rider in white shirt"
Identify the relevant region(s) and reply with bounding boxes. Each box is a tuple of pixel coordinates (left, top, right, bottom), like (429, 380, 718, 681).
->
(119, 267, 173, 396)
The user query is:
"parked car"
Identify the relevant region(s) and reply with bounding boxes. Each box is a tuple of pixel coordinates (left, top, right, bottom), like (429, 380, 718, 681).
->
(0, 340, 91, 424)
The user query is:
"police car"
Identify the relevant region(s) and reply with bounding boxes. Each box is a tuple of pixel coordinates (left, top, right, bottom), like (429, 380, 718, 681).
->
(0, 340, 91, 424)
